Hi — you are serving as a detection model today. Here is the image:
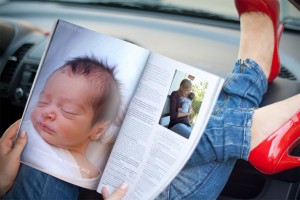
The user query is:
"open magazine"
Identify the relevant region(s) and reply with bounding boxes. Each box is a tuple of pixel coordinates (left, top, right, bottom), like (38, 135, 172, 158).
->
(17, 19, 224, 199)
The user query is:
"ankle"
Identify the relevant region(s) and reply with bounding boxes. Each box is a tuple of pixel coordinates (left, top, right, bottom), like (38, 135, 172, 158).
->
(238, 13, 274, 78)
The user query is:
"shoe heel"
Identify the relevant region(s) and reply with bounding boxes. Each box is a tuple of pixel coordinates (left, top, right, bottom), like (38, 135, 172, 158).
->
(274, 135, 300, 173)
(249, 110, 300, 174)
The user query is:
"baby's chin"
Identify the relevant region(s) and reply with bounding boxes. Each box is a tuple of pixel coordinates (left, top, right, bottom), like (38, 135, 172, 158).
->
(35, 126, 58, 146)
(39, 134, 67, 149)
(38, 131, 54, 144)
(32, 120, 69, 149)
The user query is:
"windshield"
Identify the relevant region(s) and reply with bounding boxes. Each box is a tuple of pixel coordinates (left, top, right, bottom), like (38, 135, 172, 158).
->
(161, 0, 299, 31)
(10, 0, 300, 31)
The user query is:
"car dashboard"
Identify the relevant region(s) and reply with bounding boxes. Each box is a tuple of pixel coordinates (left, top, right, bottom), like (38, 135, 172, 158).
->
(0, 1, 299, 199)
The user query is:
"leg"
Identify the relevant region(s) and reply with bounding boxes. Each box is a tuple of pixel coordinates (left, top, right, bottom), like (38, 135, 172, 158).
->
(235, 0, 300, 175)
(251, 94, 300, 150)
(238, 12, 274, 78)
(236, 0, 282, 83)
(191, 58, 267, 165)
(156, 160, 236, 200)
(3, 164, 79, 200)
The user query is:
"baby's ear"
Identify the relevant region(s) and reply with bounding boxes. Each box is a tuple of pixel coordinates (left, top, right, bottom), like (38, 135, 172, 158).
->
(90, 121, 111, 140)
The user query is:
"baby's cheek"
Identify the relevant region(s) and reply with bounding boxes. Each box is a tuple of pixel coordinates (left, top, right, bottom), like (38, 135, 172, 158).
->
(30, 109, 39, 121)
(57, 120, 76, 137)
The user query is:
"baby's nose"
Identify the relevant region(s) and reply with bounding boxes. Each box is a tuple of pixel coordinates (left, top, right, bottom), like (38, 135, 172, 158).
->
(42, 110, 56, 120)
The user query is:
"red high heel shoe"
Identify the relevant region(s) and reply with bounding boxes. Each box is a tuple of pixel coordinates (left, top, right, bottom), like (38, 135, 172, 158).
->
(249, 110, 300, 174)
(234, 0, 285, 83)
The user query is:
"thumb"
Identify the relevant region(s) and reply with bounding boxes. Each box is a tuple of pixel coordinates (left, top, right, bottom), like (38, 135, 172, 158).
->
(110, 183, 128, 200)
(102, 183, 128, 200)
(11, 130, 27, 157)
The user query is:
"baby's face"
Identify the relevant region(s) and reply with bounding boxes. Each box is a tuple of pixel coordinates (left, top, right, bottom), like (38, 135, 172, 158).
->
(31, 71, 100, 151)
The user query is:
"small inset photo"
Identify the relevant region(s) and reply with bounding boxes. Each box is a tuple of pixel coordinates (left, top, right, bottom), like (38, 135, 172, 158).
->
(159, 70, 208, 139)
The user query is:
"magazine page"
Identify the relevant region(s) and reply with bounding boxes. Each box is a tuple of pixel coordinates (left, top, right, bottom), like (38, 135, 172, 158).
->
(98, 52, 224, 199)
(17, 19, 150, 190)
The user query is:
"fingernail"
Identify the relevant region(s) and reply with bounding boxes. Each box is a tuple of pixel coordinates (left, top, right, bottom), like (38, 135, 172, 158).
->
(19, 130, 26, 138)
(120, 182, 128, 190)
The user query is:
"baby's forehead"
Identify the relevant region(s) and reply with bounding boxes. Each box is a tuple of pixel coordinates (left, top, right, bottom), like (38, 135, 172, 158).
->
(48, 65, 111, 91)
(46, 70, 101, 95)
(54, 66, 109, 80)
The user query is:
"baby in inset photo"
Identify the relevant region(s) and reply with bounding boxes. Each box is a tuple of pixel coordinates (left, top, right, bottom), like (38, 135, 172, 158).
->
(179, 92, 195, 114)
(23, 56, 121, 179)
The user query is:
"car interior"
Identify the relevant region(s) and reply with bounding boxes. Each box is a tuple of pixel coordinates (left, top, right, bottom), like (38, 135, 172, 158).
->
(0, 0, 299, 199)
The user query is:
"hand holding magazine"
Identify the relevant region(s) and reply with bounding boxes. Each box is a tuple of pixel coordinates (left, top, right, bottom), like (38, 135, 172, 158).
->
(17, 19, 224, 199)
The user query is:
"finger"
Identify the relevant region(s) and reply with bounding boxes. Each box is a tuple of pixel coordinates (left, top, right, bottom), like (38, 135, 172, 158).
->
(1, 119, 21, 141)
(109, 183, 128, 200)
(101, 186, 110, 199)
(11, 130, 27, 157)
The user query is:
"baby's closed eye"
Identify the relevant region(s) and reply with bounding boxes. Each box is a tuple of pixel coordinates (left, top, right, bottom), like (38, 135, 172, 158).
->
(60, 106, 81, 118)
(61, 109, 78, 115)
(37, 100, 49, 106)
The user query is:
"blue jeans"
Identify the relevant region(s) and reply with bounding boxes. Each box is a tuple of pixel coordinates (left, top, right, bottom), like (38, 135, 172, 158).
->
(156, 59, 267, 200)
(170, 123, 192, 139)
(3, 164, 79, 199)
(4, 59, 267, 200)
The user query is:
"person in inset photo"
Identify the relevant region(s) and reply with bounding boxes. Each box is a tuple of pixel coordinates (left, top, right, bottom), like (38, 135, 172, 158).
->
(168, 79, 193, 139)
(21, 56, 121, 180)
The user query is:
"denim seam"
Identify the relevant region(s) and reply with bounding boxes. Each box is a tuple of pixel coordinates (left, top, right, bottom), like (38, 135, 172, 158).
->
(173, 163, 217, 200)
(245, 58, 268, 92)
(213, 93, 229, 116)
(241, 109, 253, 160)
(40, 174, 49, 199)
(242, 73, 261, 105)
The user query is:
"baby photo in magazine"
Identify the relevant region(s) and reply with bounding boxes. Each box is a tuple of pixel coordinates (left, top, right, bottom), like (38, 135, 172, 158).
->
(18, 20, 150, 190)
(23, 56, 120, 179)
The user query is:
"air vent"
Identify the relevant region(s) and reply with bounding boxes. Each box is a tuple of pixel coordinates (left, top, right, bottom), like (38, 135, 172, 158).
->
(278, 65, 297, 81)
(0, 43, 34, 84)
(13, 63, 39, 105)
(20, 64, 38, 89)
